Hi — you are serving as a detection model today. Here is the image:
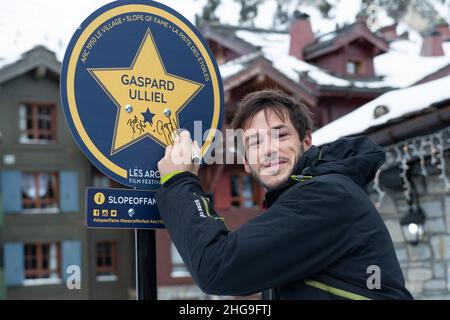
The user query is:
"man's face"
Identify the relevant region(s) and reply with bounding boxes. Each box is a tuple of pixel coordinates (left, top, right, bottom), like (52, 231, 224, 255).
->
(242, 109, 312, 189)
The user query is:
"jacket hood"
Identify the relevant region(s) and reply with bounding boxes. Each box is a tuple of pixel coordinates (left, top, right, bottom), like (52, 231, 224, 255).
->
(265, 136, 385, 206)
(300, 136, 386, 188)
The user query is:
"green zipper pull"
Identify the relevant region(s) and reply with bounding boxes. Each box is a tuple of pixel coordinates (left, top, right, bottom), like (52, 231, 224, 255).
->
(290, 175, 313, 182)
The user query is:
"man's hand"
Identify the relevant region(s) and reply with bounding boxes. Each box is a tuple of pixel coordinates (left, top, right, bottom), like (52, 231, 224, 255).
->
(157, 130, 200, 177)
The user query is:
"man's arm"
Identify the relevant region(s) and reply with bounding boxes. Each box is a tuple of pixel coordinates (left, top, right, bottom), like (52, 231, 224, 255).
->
(155, 171, 353, 296)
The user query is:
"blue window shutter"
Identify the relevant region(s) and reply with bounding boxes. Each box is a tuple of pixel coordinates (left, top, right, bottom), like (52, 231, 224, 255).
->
(0, 172, 4, 226)
(62, 241, 81, 281)
(1, 171, 22, 214)
(4, 242, 24, 286)
(60, 171, 79, 213)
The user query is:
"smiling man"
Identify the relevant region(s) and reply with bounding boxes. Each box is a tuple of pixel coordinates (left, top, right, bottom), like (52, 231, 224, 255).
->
(237, 95, 311, 189)
(155, 89, 413, 300)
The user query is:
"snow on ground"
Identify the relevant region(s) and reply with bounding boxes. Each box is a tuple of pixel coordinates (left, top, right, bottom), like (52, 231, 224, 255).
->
(312, 74, 450, 146)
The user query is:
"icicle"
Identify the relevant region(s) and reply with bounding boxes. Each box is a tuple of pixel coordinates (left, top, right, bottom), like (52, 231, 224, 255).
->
(430, 136, 438, 166)
(380, 126, 450, 199)
(400, 144, 411, 201)
(436, 132, 450, 191)
(419, 137, 428, 176)
(373, 165, 386, 209)
(394, 144, 402, 163)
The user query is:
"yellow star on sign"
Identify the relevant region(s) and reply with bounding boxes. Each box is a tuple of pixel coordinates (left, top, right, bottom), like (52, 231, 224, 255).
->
(88, 28, 204, 155)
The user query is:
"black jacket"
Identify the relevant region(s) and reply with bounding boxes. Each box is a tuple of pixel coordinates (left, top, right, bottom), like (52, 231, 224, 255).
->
(155, 136, 413, 300)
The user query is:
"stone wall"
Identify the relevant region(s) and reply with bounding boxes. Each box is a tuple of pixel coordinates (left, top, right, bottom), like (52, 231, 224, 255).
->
(374, 173, 450, 299)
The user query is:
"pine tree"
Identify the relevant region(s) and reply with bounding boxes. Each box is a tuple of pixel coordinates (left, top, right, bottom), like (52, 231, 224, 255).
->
(236, 0, 264, 26)
(367, 0, 440, 23)
(318, 0, 332, 18)
(195, 0, 221, 27)
(273, 0, 289, 28)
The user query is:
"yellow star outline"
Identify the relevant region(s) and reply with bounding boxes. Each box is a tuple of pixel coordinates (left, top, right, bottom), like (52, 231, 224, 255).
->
(88, 28, 204, 155)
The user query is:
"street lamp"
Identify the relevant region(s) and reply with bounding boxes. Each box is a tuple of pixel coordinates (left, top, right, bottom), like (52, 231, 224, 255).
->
(400, 172, 426, 246)
(400, 206, 425, 246)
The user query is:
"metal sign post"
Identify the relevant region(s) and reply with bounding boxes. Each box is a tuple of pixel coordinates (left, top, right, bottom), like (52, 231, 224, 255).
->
(136, 229, 157, 300)
(60, 0, 223, 300)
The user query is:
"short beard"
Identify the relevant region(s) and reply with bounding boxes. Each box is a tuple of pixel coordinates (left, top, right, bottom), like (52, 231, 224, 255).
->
(251, 144, 305, 190)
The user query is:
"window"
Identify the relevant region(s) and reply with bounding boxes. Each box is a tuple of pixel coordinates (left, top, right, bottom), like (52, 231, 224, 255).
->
(373, 105, 390, 119)
(96, 241, 118, 281)
(170, 242, 190, 278)
(92, 167, 120, 188)
(24, 242, 61, 285)
(346, 60, 363, 75)
(19, 103, 56, 143)
(21, 172, 59, 213)
(230, 173, 261, 208)
(93, 174, 111, 188)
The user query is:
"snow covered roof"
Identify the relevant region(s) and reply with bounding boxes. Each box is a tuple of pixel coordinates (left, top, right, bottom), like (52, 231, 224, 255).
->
(304, 22, 390, 60)
(219, 51, 263, 79)
(0, 46, 61, 84)
(374, 35, 450, 87)
(312, 74, 450, 146)
(225, 30, 384, 89)
(226, 23, 450, 90)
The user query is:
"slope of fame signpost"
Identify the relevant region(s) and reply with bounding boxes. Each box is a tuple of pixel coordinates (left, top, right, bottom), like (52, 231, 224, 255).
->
(60, 0, 223, 300)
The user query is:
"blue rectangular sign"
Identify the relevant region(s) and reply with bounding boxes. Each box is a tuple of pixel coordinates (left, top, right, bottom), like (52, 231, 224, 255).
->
(86, 187, 164, 229)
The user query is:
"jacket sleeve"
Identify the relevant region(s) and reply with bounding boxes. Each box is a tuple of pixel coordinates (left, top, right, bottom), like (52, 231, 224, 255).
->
(155, 172, 354, 296)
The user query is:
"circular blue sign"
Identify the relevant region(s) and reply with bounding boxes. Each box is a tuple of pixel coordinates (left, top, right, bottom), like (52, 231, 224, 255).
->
(60, 0, 224, 190)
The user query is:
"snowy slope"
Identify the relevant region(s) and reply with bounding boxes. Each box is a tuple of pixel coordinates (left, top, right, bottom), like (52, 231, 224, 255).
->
(0, 0, 204, 68)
